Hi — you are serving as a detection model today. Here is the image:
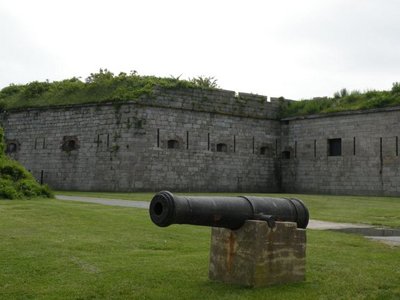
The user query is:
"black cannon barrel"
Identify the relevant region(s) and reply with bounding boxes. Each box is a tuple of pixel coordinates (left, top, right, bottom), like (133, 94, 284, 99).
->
(149, 191, 309, 230)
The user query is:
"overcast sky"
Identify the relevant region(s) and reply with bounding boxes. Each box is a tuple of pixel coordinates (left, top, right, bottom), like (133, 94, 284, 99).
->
(1, 0, 400, 100)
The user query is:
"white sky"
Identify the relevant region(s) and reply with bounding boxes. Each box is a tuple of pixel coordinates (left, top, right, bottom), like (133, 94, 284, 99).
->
(1, 0, 400, 100)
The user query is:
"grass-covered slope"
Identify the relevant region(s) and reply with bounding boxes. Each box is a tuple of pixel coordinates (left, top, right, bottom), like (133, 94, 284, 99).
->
(0, 70, 218, 111)
(0, 128, 52, 199)
(280, 83, 400, 118)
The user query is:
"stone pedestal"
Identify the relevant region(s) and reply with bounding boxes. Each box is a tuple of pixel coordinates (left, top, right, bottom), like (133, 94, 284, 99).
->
(209, 221, 306, 287)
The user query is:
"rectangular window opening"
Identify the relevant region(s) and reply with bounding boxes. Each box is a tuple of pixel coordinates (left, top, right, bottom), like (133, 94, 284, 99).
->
(294, 141, 297, 158)
(186, 131, 189, 150)
(281, 150, 291, 159)
(353, 137, 356, 155)
(328, 138, 342, 156)
(396, 136, 398, 156)
(234, 135, 236, 153)
(208, 133, 210, 151)
(252, 136, 255, 154)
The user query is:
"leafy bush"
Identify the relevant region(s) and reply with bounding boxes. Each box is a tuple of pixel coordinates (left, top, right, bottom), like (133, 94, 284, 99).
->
(0, 127, 53, 199)
(391, 82, 400, 94)
(0, 178, 19, 199)
(0, 161, 31, 181)
(0, 84, 24, 97)
(17, 179, 53, 198)
(22, 81, 51, 98)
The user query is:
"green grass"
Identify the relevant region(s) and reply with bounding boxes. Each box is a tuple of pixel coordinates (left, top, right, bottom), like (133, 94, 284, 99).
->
(0, 70, 216, 111)
(0, 198, 399, 299)
(279, 84, 400, 118)
(290, 194, 400, 228)
(56, 190, 155, 201)
(55, 191, 400, 228)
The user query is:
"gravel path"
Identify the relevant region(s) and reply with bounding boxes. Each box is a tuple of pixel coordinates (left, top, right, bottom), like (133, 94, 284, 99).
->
(55, 194, 399, 246)
(56, 195, 149, 209)
(307, 219, 373, 230)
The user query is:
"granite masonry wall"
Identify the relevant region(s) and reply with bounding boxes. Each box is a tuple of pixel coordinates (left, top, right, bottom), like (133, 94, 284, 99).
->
(1, 87, 282, 192)
(3, 85, 400, 195)
(280, 107, 400, 196)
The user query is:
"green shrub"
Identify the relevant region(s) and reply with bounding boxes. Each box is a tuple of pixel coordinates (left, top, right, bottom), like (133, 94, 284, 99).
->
(17, 179, 53, 198)
(22, 81, 51, 99)
(0, 178, 20, 199)
(391, 82, 400, 94)
(0, 161, 30, 181)
(0, 84, 23, 98)
(189, 76, 219, 88)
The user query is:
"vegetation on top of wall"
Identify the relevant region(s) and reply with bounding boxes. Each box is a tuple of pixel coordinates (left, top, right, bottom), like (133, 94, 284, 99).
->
(0, 128, 53, 199)
(279, 83, 400, 118)
(0, 70, 219, 111)
(3, 70, 400, 117)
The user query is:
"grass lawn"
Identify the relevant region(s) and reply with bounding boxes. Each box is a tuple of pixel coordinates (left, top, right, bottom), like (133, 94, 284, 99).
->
(56, 191, 400, 228)
(1, 198, 399, 299)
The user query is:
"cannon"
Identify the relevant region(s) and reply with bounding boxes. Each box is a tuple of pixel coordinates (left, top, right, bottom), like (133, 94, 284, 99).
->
(149, 191, 309, 230)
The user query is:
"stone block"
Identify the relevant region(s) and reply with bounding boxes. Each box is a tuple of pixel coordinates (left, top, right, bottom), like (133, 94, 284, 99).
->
(209, 221, 306, 287)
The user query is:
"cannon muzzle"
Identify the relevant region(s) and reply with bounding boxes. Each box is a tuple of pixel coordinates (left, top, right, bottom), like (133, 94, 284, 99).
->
(149, 191, 309, 229)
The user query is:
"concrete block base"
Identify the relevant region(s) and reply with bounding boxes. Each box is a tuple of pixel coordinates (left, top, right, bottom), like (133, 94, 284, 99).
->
(209, 221, 306, 287)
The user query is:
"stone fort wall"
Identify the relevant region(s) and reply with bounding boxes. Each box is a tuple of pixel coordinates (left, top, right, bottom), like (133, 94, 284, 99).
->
(1, 87, 282, 192)
(3, 86, 400, 195)
(280, 107, 400, 196)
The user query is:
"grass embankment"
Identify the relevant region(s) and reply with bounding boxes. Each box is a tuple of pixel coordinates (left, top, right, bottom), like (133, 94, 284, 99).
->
(280, 84, 400, 118)
(56, 191, 400, 228)
(0, 70, 217, 111)
(0, 198, 399, 299)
